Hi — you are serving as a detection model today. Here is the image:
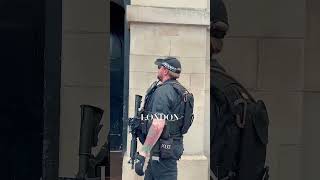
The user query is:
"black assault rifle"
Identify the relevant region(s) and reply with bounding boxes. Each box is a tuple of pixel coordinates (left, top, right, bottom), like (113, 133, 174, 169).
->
(128, 95, 143, 169)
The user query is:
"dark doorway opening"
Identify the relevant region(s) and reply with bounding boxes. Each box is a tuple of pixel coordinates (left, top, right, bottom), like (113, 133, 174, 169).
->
(0, 0, 45, 179)
(110, 1, 125, 152)
(109, 1, 126, 179)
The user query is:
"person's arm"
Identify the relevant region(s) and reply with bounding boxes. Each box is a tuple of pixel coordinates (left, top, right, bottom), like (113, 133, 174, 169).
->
(139, 118, 165, 157)
(139, 86, 174, 157)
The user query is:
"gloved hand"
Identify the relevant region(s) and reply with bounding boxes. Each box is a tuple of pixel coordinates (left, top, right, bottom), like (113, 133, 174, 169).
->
(134, 152, 145, 176)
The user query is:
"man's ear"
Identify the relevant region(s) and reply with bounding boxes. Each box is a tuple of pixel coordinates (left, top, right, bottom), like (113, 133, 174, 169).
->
(163, 68, 169, 75)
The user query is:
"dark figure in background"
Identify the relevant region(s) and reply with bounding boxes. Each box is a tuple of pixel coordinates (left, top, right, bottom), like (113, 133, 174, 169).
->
(210, 1, 269, 180)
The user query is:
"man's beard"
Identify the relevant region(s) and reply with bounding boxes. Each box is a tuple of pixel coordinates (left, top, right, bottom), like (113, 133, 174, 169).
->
(157, 72, 163, 82)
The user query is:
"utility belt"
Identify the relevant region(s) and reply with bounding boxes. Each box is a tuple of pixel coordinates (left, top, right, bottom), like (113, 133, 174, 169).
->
(152, 136, 184, 160)
(137, 111, 184, 160)
(136, 122, 184, 160)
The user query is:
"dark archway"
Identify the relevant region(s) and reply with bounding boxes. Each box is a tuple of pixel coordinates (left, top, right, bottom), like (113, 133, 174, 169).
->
(109, 1, 128, 179)
(0, 0, 45, 179)
(110, 1, 126, 151)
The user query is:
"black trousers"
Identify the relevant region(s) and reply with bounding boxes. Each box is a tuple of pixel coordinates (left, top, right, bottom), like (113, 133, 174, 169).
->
(144, 159, 178, 180)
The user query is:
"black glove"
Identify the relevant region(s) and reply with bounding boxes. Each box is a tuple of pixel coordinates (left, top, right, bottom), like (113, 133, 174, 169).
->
(129, 117, 141, 131)
(134, 152, 145, 176)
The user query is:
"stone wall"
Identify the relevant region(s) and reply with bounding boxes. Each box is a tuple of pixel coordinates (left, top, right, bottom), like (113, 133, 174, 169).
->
(217, 0, 305, 179)
(59, 0, 109, 177)
(302, 0, 320, 179)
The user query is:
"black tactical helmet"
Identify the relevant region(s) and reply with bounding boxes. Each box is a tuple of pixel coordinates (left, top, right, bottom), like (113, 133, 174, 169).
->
(211, 0, 229, 39)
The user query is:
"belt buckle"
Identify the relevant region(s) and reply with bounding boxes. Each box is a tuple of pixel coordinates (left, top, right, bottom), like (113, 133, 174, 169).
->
(151, 156, 160, 161)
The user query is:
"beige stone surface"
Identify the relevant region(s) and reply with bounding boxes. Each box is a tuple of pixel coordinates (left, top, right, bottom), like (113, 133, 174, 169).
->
(218, 38, 258, 89)
(130, 35, 171, 56)
(127, 5, 209, 26)
(217, 38, 258, 88)
(130, 23, 208, 57)
(178, 57, 207, 74)
(268, 127, 302, 147)
(129, 71, 158, 90)
(224, 0, 305, 37)
(278, 145, 302, 180)
(205, 58, 210, 91)
(190, 90, 206, 107)
(263, 126, 302, 180)
(62, 34, 108, 86)
(257, 39, 304, 91)
(204, 89, 210, 157)
(130, 56, 206, 74)
(301, 1, 320, 179)
(254, 91, 303, 131)
(63, 0, 108, 32)
(178, 155, 208, 180)
(183, 107, 206, 154)
(302, 93, 320, 179)
(129, 55, 161, 73)
(178, 74, 192, 90)
(265, 141, 279, 180)
(249, 90, 303, 180)
(130, 24, 208, 43)
(304, 0, 320, 91)
(122, 154, 208, 180)
(190, 74, 206, 90)
(128, 88, 148, 116)
(131, 0, 208, 9)
(170, 35, 207, 58)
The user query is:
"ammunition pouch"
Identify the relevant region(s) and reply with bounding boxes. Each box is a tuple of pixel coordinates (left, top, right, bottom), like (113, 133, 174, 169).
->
(159, 138, 174, 159)
(159, 138, 184, 160)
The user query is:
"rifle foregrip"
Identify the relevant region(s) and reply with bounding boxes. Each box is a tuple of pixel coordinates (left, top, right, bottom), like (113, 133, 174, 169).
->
(130, 137, 137, 169)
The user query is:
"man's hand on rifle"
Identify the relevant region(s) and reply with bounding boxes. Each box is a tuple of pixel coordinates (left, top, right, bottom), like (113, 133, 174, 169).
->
(134, 118, 165, 176)
(129, 117, 141, 132)
(134, 152, 146, 176)
(129, 117, 147, 144)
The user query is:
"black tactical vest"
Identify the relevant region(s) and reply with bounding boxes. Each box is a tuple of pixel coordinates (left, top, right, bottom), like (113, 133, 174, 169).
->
(143, 79, 184, 139)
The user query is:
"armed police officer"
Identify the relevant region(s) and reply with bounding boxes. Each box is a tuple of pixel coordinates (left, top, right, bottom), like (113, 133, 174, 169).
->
(133, 57, 194, 180)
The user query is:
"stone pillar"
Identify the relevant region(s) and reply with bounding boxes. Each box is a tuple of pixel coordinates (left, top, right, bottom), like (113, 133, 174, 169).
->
(59, 0, 109, 177)
(122, 2, 210, 180)
(302, 0, 320, 179)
